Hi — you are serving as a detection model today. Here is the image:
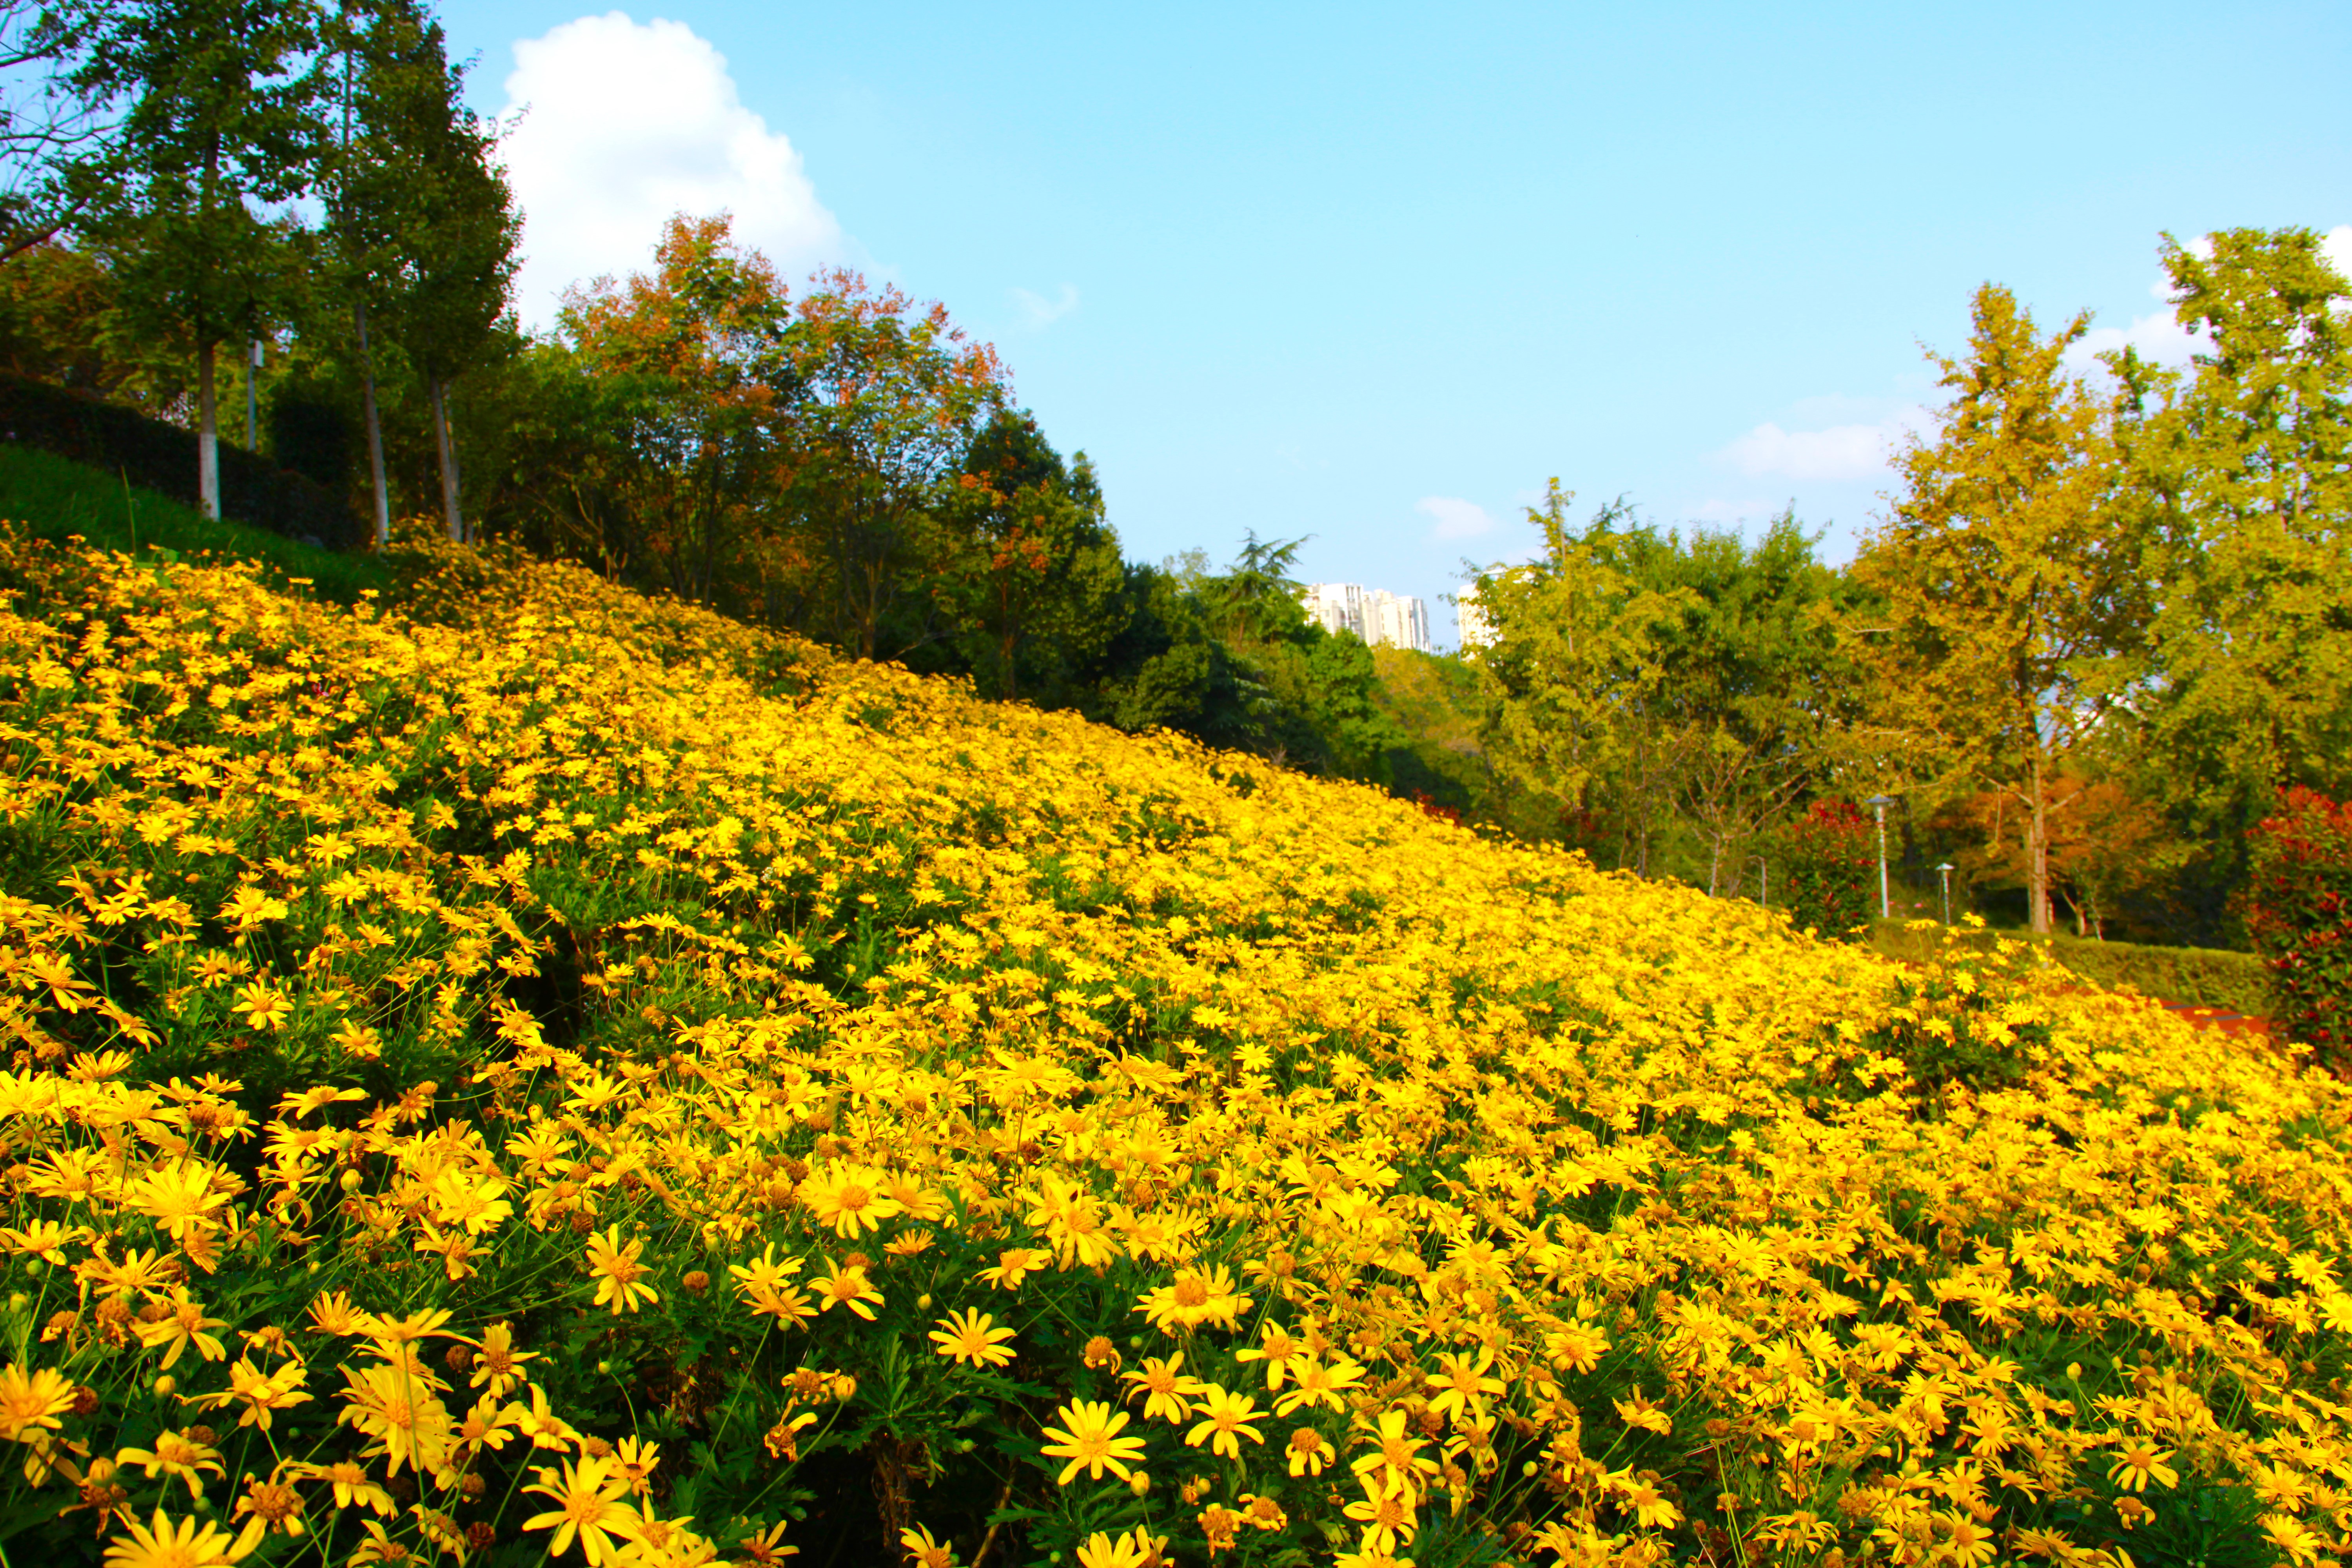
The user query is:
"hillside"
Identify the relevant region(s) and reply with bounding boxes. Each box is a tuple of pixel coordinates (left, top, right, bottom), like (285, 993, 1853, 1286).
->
(0, 529, 2343, 1567)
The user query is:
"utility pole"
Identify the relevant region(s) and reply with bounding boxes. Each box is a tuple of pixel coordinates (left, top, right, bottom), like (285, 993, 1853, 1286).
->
(1867, 795, 1893, 920)
(245, 339, 264, 451)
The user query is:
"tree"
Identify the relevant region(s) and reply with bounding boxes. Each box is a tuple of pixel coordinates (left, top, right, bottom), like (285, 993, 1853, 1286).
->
(73, 0, 325, 519)
(560, 212, 796, 604)
(1470, 485, 1696, 872)
(934, 409, 1124, 701)
(2125, 229, 2352, 864)
(1626, 512, 1862, 897)
(1853, 283, 2146, 935)
(0, 0, 119, 259)
(342, 0, 516, 543)
(784, 270, 1008, 661)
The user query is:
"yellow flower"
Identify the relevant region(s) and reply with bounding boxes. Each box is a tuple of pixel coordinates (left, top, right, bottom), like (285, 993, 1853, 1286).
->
(928, 1308, 1018, 1368)
(0, 1362, 76, 1443)
(523, 1454, 644, 1566)
(810, 1261, 884, 1321)
(1136, 1265, 1252, 1335)
(113, 1429, 226, 1502)
(1075, 1528, 1163, 1568)
(1038, 1398, 1147, 1485)
(1122, 1351, 1208, 1425)
(1275, 1352, 1366, 1416)
(1425, 1347, 1505, 1424)
(196, 1355, 312, 1431)
(797, 1161, 904, 1237)
(1286, 1426, 1336, 1477)
(134, 1290, 229, 1370)
(1351, 1409, 1438, 1499)
(469, 1321, 541, 1397)
(503, 1382, 582, 1451)
(2107, 1441, 2179, 1493)
(336, 1363, 454, 1477)
(977, 1247, 1053, 1290)
(585, 1225, 661, 1315)
(1342, 1475, 1419, 1557)
(100, 1506, 250, 1568)
(284, 1458, 396, 1516)
(124, 1159, 228, 1243)
(230, 980, 291, 1031)
(1184, 1383, 1267, 1460)
(901, 1523, 957, 1568)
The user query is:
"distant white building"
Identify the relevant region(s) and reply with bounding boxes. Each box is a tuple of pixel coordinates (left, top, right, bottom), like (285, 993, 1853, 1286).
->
(1300, 583, 1432, 653)
(1453, 580, 1497, 654)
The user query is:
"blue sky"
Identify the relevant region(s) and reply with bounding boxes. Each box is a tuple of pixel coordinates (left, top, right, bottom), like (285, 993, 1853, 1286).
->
(441, 0, 2351, 646)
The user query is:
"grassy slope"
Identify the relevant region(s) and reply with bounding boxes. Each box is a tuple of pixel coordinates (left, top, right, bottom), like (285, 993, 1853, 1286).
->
(0, 531, 2341, 1566)
(0, 439, 393, 603)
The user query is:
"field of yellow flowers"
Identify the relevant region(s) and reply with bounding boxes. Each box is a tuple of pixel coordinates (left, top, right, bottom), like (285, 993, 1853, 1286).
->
(0, 528, 2342, 1568)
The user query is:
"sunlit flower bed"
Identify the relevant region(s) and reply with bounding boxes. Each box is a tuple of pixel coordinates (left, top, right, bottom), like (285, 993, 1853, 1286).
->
(0, 531, 2342, 1568)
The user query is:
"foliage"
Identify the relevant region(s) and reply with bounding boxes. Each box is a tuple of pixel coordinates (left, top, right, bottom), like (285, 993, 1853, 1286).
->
(0, 533, 2340, 1566)
(1778, 799, 1876, 938)
(71, 0, 327, 515)
(2245, 787, 2352, 1069)
(1853, 283, 2145, 936)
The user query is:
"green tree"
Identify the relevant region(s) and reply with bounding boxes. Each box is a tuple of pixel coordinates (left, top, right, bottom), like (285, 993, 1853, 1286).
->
(785, 270, 1008, 661)
(73, 0, 326, 518)
(350, 0, 517, 543)
(934, 409, 1124, 702)
(1469, 485, 1694, 871)
(2124, 227, 2352, 912)
(1853, 283, 2145, 935)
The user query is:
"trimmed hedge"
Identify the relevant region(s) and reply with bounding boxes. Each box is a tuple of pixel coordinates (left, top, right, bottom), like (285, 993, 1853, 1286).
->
(1869, 918, 2270, 1015)
(0, 369, 367, 550)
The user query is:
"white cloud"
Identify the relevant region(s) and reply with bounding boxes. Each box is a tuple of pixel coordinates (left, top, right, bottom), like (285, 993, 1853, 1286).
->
(497, 12, 843, 328)
(1714, 410, 1923, 482)
(2327, 224, 2352, 286)
(2068, 308, 2200, 373)
(1011, 283, 1080, 328)
(1417, 495, 1495, 541)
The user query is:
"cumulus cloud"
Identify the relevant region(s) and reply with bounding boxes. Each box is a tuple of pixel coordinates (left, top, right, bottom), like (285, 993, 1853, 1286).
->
(2328, 224, 2352, 283)
(496, 12, 843, 328)
(1011, 283, 1080, 328)
(1714, 411, 1922, 482)
(1417, 496, 1495, 541)
(2067, 309, 2200, 373)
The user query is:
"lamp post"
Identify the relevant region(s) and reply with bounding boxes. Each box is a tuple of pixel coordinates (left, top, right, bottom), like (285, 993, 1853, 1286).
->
(245, 339, 264, 452)
(1936, 862, 1955, 925)
(1866, 795, 1893, 920)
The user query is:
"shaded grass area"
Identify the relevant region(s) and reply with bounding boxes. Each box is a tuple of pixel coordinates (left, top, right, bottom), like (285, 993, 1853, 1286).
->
(0, 439, 394, 603)
(1870, 916, 2272, 1014)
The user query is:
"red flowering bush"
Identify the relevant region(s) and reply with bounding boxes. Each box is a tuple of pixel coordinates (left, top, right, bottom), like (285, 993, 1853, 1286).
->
(2245, 787, 2352, 1068)
(1782, 799, 1877, 940)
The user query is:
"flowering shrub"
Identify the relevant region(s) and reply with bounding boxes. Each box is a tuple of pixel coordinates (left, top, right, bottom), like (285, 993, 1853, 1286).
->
(2247, 787, 2352, 1071)
(0, 531, 2338, 1566)
(1780, 800, 1877, 938)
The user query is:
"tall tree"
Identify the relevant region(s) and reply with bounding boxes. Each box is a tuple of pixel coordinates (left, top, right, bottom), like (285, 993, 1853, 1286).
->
(560, 212, 796, 604)
(935, 409, 1124, 701)
(354, 0, 517, 543)
(1853, 283, 2145, 935)
(1469, 486, 1695, 872)
(2126, 228, 2352, 833)
(73, 0, 324, 519)
(785, 270, 1007, 661)
(0, 0, 117, 259)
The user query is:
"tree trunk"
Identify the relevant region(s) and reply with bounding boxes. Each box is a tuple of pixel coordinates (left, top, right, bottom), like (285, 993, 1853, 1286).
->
(2027, 753, 2052, 936)
(356, 301, 390, 550)
(430, 377, 463, 542)
(196, 339, 220, 520)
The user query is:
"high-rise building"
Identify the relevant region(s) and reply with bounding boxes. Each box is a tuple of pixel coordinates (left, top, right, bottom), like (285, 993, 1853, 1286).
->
(1454, 581, 1496, 653)
(1299, 583, 1432, 653)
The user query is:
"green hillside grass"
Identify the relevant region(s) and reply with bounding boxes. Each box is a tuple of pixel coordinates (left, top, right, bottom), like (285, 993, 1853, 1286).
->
(0, 439, 393, 603)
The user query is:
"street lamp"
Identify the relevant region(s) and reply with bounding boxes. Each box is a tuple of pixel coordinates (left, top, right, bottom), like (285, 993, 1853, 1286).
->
(1936, 862, 1955, 924)
(1866, 795, 1894, 920)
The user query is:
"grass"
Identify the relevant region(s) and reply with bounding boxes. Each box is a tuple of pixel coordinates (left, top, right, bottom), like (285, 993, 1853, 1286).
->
(1869, 916, 2273, 1014)
(0, 438, 394, 603)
